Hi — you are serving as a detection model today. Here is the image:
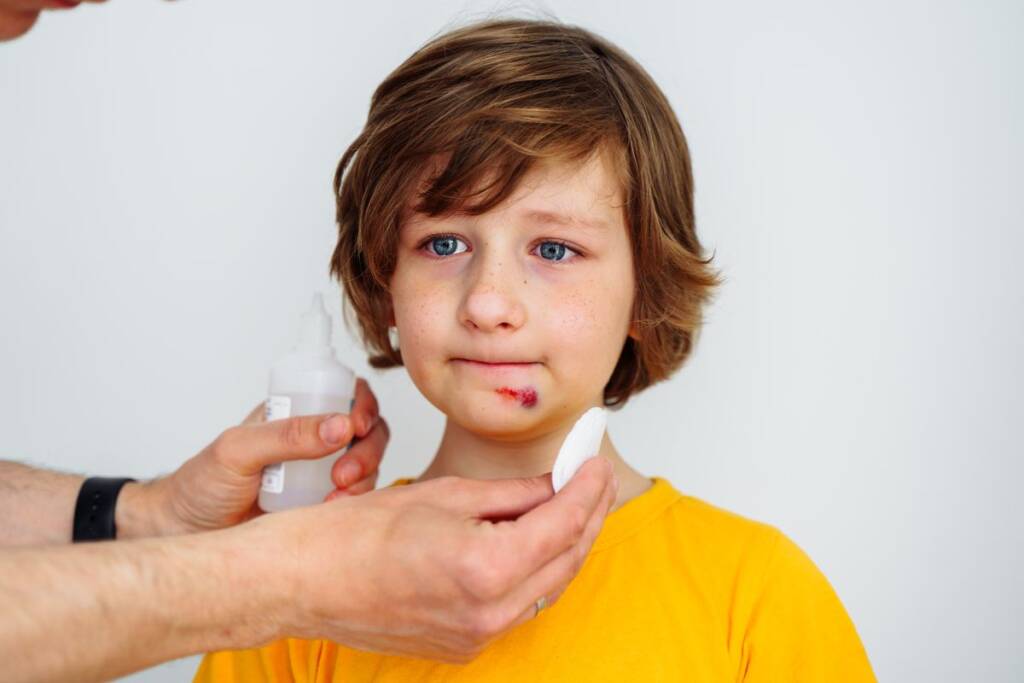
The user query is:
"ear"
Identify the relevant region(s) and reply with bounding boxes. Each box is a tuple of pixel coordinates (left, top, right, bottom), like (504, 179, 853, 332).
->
(628, 321, 641, 341)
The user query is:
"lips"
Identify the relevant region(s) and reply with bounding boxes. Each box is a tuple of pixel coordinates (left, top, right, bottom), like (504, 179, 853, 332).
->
(452, 358, 540, 369)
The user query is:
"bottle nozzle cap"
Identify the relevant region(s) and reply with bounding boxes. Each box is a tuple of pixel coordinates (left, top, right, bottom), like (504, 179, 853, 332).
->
(298, 293, 332, 349)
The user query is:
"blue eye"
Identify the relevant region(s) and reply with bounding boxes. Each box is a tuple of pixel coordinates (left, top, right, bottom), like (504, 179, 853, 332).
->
(426, 236, 468, 257)
(536, 241, 577, 262)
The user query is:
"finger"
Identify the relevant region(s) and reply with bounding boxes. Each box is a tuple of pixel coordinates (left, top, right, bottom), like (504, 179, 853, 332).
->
(324, 471, 379, 500)
(345, 471, 380, 495)
(350, 378, 380, 438)
(501, 464, 616, 629)
(331, 417, 389, 489)
(436, 474, 556, 521)
(240, 403, 265, 425)
(214, 413, 354, 476)
(493, 457, 614, 588)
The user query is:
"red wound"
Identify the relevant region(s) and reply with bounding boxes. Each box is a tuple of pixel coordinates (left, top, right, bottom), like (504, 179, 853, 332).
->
(496, 386, 538, 408)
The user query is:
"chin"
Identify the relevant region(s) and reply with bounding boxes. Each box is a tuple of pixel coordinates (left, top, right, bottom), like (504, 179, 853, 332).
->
(445, 397, 552, 441)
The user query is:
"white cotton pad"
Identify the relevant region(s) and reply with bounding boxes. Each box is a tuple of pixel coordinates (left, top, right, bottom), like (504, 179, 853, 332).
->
(551, 407, 608, 493)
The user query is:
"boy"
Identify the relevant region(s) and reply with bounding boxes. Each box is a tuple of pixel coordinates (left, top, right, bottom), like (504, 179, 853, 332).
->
(196, 18, 875, 682)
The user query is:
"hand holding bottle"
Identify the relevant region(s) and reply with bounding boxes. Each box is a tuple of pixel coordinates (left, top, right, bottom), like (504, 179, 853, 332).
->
(116, 379, 387, 538)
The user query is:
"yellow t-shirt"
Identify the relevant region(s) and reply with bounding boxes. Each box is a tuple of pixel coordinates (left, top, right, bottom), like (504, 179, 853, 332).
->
(195, 478, 875, 682)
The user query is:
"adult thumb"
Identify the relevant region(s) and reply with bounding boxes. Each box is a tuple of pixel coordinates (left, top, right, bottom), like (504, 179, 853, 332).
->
(214, 413, 353, 475)
(435, 474, 557, 522)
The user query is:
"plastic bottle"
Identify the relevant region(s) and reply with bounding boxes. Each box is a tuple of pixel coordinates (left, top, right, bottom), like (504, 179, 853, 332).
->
(258, 294, 356, 512)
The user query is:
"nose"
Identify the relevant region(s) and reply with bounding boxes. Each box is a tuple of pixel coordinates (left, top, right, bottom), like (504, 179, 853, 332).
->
(458, 254, 527, 334)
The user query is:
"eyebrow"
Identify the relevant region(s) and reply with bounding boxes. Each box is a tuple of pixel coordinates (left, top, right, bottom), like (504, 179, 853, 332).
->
(402, 208, 612, 234)
(522, 209, 610, 231)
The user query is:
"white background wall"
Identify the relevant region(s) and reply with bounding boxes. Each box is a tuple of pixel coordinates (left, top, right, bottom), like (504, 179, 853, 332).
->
(1, 1, 1021, 681)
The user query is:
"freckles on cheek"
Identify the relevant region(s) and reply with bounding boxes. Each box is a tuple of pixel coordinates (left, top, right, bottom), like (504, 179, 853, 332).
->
(547, 285, 600, 338)
(393, 261, 446, 315)
(395, 278, 465, 375)
(542, 278, 629, 385)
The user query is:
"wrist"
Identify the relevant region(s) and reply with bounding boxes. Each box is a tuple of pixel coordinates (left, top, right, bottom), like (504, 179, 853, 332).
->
(202, 517, 296, 646)
(115, 478, 175, 540)
(268, 501, 364, 643)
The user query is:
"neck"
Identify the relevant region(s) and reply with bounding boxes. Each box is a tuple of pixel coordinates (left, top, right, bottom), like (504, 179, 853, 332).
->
(417, 415, 652, 511)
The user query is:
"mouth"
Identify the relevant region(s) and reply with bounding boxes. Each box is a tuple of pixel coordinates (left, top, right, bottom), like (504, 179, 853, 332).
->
(450, 359, 542, 408)
(451, 358, 541, 370)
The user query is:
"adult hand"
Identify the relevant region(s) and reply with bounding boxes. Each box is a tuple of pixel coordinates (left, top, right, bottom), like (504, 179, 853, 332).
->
(243, 457, 617, 663)
(118, 378, 387, 538)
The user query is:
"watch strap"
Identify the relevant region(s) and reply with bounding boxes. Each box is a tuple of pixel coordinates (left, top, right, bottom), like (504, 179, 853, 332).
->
(73, 477, 136, 542)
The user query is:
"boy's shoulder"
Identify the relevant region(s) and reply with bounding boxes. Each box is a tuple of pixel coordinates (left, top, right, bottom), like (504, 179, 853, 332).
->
(652, 482, 874, 679)
(639, 479, 846, 617)
(628, 478, 817, 588)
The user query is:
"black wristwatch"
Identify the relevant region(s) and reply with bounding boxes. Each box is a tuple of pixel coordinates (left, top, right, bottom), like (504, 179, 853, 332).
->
(72, 477, 136, 542)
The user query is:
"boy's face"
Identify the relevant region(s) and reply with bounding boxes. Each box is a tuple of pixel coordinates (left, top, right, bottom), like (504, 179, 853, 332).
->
(390, 152, 635, 440)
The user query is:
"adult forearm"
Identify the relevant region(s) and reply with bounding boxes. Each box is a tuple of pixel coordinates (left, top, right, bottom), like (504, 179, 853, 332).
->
(0, 461, 169, 546)
(0, 461, 83, 546)
(0, 526, 284, 683)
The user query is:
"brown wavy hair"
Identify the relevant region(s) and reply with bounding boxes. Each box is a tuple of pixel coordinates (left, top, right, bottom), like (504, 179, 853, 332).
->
(330, 18, 721, 407)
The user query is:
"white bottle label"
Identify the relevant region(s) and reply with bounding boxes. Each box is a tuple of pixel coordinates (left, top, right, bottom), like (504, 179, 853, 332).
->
(261, 396, 292, 493)
(264, 395, 292, 422)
